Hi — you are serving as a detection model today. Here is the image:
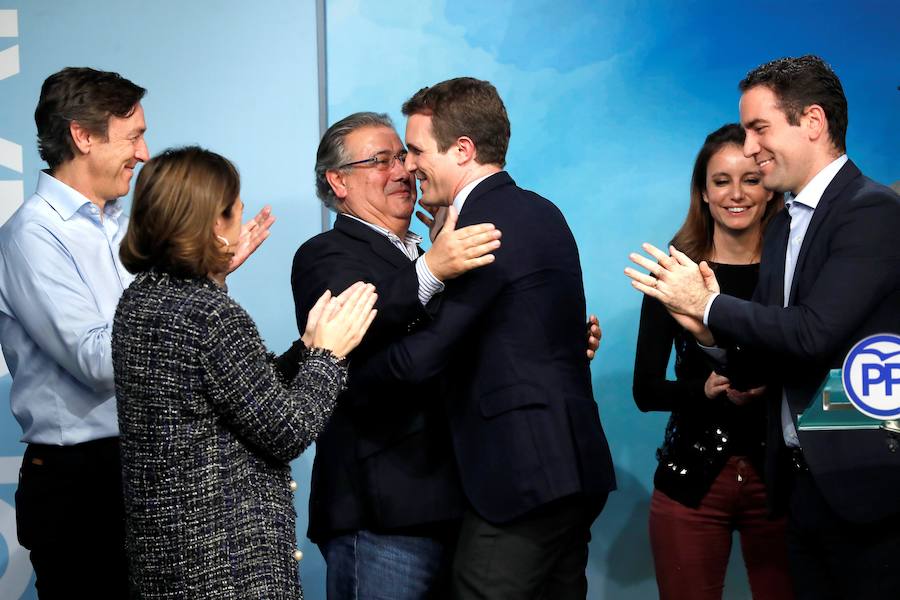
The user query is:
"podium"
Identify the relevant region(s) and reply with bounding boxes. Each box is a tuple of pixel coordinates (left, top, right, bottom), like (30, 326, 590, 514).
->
(798, 369, 900, 434)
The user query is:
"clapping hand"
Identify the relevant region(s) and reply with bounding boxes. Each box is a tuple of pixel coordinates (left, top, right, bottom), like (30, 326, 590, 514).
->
(228, 205, 276, 273)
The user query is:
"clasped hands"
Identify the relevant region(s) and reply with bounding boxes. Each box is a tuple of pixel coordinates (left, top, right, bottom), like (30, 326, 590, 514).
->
(625, 243, 719, 346)
(626, 244, 765, 404)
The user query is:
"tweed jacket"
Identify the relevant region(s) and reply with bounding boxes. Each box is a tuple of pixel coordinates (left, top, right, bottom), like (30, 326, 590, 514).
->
(113, 271, 347, 600)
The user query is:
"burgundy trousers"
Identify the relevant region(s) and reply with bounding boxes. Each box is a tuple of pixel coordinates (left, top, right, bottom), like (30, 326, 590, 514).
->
(649, 456, 794, 600)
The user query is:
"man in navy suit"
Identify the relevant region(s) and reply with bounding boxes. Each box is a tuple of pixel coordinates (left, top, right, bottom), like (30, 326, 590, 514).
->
(628, 56, 900, 599)
(353, 78, 616, 599)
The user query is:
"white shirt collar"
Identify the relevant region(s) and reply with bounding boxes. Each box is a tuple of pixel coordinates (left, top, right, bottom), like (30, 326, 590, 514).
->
(452, 172, 499, 214)
(341, 213, 422, 246)
(791, 154, 848, 210)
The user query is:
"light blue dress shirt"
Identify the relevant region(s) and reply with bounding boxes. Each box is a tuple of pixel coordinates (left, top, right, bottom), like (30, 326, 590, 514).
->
(0, 171, 132, 445)
(777, 154, 848, 447)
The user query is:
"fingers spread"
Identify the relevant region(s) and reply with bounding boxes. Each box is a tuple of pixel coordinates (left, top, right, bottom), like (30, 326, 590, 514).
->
(628, 253, 661, 276)
(624, 267, 657, 288)
(670, 245, 696, 267)
(640, 243, 669, 263)
(415, 210, 435, 228)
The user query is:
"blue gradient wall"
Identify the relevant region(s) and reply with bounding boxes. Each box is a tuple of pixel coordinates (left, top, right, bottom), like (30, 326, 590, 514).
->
(0, 1, 898, 598)
(325, 1, 898, 598)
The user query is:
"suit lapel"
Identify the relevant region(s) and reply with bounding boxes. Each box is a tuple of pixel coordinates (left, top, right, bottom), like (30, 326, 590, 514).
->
(764, 211, 791, 306)
(334, 214, 411, 268)
(788, 160, 861, 304)
(459, 171, 514, 216)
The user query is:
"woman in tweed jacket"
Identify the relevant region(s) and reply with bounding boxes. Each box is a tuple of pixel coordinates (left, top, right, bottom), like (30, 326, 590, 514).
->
(112, 146, 377, 599)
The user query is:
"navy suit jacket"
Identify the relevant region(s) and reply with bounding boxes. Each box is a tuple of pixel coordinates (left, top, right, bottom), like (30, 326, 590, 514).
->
(291, 214, 463, 543)
(708, 160, 900, 523)
(355, 172, 616, 524)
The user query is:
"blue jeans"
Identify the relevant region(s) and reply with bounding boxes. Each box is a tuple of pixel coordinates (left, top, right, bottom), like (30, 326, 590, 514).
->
(319, 529, 453, 600)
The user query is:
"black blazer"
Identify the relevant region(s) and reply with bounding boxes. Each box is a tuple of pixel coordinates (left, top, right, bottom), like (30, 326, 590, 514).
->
(708, 160, 900, 524)
(291, 214, 463, 543)
(355, 172, 616, 524)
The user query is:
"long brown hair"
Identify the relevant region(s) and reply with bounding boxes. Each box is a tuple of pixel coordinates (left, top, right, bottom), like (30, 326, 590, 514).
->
(120, 146, 240, 278)
(671, 123, 784, 262)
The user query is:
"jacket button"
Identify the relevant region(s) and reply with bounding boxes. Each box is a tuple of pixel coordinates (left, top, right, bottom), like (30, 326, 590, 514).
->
(293, 549, 304, 562)
(289, 480, 298, 492)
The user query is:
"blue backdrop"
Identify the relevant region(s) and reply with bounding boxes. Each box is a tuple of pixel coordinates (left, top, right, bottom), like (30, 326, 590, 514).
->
(1, 1, 898, 598)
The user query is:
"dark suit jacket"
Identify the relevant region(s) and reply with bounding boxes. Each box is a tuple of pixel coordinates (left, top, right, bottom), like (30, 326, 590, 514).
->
(355, 172, 616, 524)
(708, 160, 900, 524)
(291, 214, 463, 543)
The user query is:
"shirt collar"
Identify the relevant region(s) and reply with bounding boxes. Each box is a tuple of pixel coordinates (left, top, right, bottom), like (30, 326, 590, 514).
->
(790, 154, 848, 211)
(34, 170, 123, 222)
(342, 213, 422, 246)
(452, 172, 499, 214)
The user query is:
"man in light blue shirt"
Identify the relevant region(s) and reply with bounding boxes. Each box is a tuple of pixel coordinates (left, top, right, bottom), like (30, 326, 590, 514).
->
(0, 67, 148, 599)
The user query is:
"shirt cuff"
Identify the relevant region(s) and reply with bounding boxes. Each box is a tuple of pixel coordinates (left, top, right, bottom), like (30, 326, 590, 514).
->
(698, 343, 727, 363)
(702, 292, 719, 326)
(415, 257, 445, 306)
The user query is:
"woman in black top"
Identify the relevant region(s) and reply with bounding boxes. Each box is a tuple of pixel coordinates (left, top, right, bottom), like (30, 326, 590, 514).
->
(633, 124, 793, 599)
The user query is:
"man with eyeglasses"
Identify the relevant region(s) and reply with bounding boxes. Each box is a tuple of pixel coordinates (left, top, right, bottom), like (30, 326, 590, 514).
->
(291, 112, 503, 599)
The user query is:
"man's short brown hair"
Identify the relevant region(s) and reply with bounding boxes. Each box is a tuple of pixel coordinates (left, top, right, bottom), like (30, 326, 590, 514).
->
(35, 67, 146, 170)
(740, 55, 848, 153)
(402, 77, 510, 167)
(120, 146, 239, 278)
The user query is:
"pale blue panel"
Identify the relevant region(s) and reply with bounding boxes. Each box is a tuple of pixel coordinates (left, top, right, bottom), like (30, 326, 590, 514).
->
(0, 2, 325, 598)
(326, 0, 900, 597)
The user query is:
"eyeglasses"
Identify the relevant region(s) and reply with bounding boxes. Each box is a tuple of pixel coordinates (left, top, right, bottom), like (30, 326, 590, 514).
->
(339, 150, 408, 172)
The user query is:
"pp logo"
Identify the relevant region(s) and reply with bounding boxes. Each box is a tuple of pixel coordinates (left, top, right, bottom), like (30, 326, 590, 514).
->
(842, 333, 900, 420)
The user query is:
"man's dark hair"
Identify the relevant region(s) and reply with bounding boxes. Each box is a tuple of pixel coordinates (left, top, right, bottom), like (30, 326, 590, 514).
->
(35, 67, 146, 170)
(402, 77, 510, 167)
(740, 55, 847, 153)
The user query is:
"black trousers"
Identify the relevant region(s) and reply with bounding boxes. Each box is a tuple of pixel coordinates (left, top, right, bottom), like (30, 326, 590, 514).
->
(15, 437, 129, 600)
(450, 493, 607, 600)
(787, 469, 900, 600)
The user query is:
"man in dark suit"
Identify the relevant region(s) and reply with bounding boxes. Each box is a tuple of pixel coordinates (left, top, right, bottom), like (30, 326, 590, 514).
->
(292, 111, 505, 599)
(627, 56, 900, 599)
(350, 78, 616, 599)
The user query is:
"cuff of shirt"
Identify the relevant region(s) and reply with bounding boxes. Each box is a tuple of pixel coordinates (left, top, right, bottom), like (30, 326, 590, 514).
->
(702, 292, 720, 326)
(698, 343, 727, 363)
(415, 257, 445, 305)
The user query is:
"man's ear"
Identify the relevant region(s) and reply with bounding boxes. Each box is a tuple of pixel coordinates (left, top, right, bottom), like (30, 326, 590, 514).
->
(69, 121, 93, 155)
(455, 136, 477, 165)
(803, 104, 828, 144)
(326, 170, 349, 200)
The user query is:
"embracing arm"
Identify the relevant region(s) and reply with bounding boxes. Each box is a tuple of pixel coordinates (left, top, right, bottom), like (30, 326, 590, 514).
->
(292, 243, 426, 352)
(352, 258, 506, 386)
